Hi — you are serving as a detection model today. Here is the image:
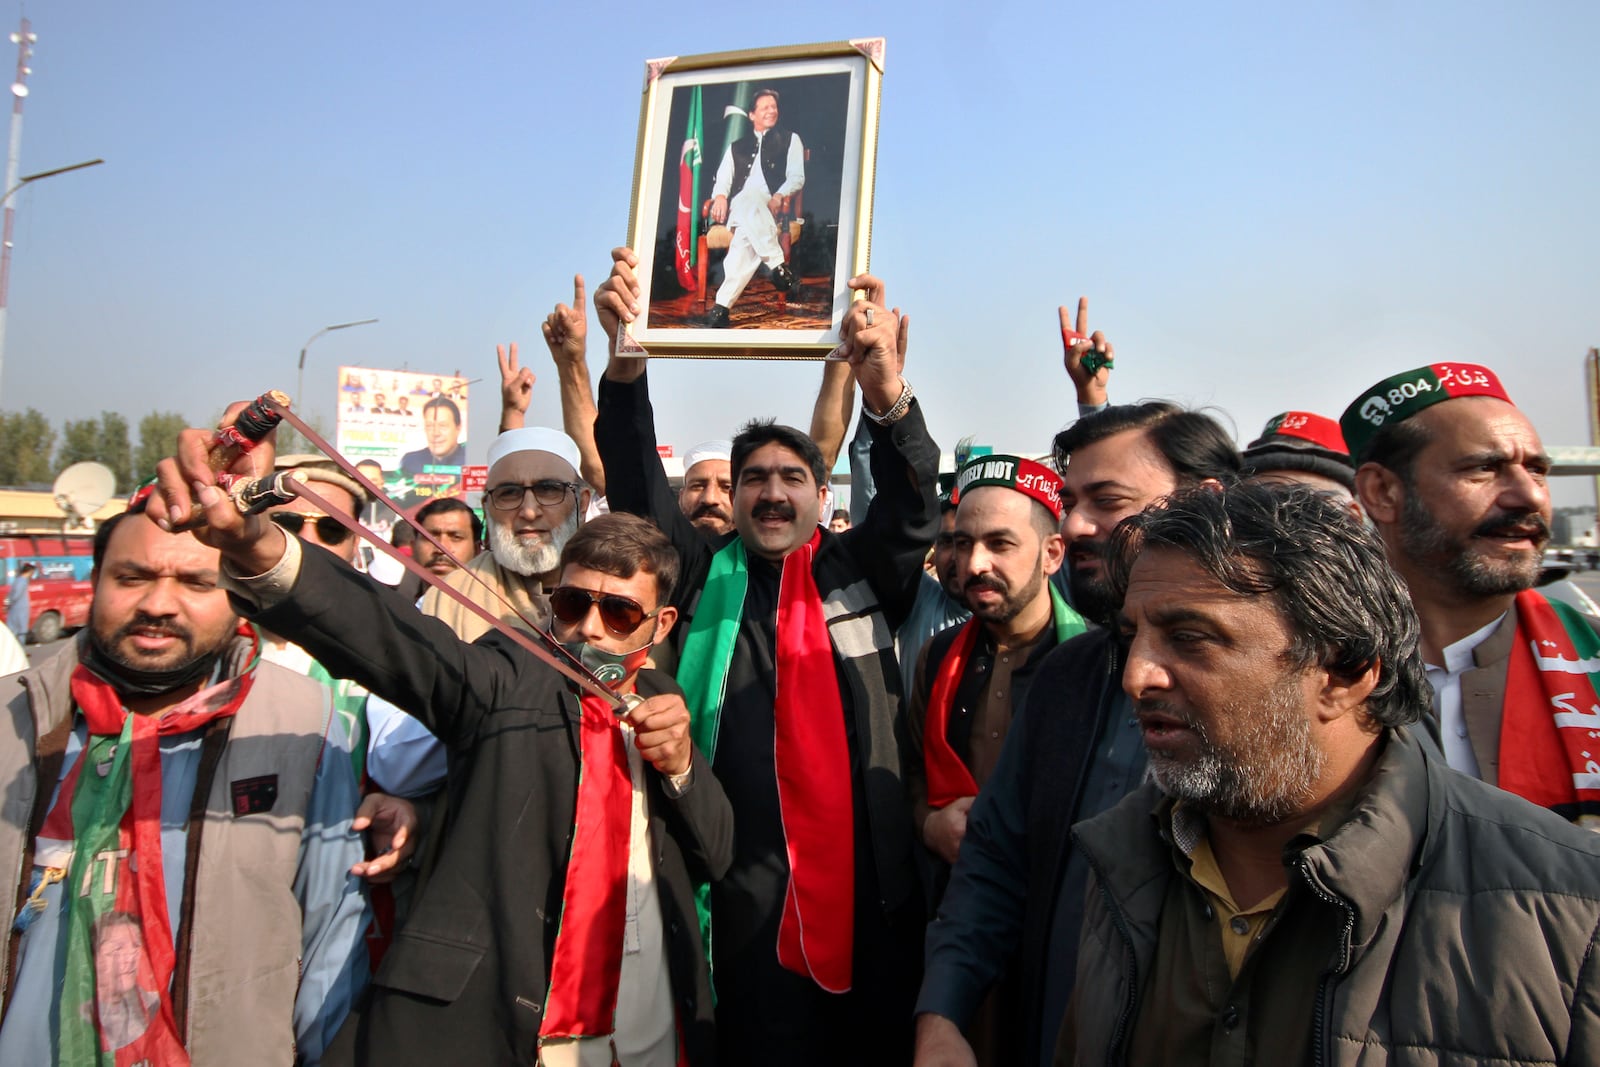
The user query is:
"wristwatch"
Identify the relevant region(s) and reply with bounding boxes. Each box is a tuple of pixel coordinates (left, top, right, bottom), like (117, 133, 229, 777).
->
(864, 378, 914, 426)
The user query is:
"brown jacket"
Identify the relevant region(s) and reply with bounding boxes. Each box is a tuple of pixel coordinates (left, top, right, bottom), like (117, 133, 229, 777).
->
(0, 636, 356, 1066)
(1456, 604, 1517, 785)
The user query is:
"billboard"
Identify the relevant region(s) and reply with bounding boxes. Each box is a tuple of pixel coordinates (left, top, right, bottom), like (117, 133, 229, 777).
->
(335, 366, 471, 509)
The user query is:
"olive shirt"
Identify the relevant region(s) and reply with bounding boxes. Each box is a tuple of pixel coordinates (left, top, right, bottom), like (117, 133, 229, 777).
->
(1115, 796, 1353, 1066)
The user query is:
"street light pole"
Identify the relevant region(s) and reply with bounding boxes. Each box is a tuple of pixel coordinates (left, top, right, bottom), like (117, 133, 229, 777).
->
(0, 157, 102, 202)
(0, 157, 104, 407)
(297, 317, 379, 416)
(0, 15, 105, 407)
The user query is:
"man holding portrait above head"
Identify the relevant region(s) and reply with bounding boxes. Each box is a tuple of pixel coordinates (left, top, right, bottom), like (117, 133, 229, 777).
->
(703, 87, 806, 328)
(595, 247, 937, 1064)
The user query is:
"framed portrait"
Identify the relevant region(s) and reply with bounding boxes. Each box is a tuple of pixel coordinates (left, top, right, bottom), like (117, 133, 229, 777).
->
(623, 38, 885, 359)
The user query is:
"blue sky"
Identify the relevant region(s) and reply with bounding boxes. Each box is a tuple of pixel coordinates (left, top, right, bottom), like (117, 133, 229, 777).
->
(2, 1, 1596, 502)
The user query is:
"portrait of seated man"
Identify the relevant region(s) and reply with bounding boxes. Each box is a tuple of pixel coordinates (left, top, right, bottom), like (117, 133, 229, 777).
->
(702, 87, 805, 328)
(642, 68, 855, 335)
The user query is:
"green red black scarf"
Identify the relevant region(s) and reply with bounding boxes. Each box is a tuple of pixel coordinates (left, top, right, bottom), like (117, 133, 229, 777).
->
(924, 584, 1086, 808)
(539, 694, 634, 1039)
(678, 530, 855, 992)
(38, 634, 257, 1066)
(1500, 589, 1600, 826)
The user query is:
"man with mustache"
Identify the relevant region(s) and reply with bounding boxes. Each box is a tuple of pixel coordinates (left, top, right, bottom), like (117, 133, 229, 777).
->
(907, 456, 1084, 873)
(1342, 364, 1592, 822)
(916, 402, 1238, 1067)
(0, 502, 371, 1065)
(411, 496, 482, 578)
(1060, 482, 1600, 1065)
(145, 421, 734, 1066)
(677, 440, 734, 535)
(904, 456, 1085, 1066)
(594, 248, 938, 1063)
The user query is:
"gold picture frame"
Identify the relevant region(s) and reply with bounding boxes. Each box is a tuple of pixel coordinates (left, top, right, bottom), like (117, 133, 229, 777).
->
(623, 38, 885, 360)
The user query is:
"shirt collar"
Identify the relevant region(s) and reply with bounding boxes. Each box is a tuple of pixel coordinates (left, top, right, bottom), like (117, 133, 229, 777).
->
(1429, 612, 1507, 675)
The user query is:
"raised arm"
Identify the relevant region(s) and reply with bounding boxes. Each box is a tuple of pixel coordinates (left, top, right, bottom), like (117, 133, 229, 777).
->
(836, 276, 939, 628)
(813, 303, 908, 472)
(809, 358, 856, 473)
(497, 342, 533, 434)
(1059, 296, 1114, 413)
(151, 421, 514, 749)
(541, 274, 606, 495)
(592, 247, 715, 600)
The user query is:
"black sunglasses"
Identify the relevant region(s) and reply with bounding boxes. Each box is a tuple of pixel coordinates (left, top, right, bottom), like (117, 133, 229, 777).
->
(269, 511, 353, 546)
(486, 481, 582, 512)
(549, 586, 658, 636)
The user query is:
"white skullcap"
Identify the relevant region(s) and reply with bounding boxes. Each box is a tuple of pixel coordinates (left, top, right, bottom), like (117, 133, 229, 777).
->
(486, 427, 582, 474)
(682, 439, 733, 471)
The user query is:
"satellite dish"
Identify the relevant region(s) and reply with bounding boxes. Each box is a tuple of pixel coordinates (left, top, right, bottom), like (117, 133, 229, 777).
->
(53, 462, 116, 526)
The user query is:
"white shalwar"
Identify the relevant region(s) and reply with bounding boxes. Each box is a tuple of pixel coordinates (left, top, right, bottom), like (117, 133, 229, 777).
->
(711, 130, 806, 309)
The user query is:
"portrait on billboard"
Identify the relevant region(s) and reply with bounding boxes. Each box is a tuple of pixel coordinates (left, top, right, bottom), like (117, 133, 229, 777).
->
(624, 39, 885, 359)
(335, 366, 471, 509)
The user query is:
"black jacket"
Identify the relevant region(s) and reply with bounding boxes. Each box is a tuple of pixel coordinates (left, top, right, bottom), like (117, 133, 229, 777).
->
(917, 626, 1122, 1067)
(594, 370, 939, 919)
(239, 543, 734, 1067)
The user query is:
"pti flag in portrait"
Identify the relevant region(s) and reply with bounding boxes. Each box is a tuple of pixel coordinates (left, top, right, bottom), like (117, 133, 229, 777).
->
(674, 85, 703, 291)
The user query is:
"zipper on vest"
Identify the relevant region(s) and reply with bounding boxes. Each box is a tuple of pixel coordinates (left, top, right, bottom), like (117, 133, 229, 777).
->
(1296, 856, 1355, 1067)
(1081, 847, 1139, 1066)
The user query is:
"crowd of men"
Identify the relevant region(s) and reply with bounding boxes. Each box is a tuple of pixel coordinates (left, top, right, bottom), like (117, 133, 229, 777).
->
(2, 253, 1598, 1067)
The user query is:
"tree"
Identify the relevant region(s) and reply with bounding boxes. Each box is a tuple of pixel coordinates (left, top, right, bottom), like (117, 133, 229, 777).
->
(135, 411, 191, 484)
(0, 408, 57, 486)
(57, 412, 134, 492)
(97, 411, 133, 490)
(57, 417, 100, 469)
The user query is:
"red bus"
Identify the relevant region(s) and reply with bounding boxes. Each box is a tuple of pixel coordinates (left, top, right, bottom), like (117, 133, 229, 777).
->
(2, 533, 95, 643)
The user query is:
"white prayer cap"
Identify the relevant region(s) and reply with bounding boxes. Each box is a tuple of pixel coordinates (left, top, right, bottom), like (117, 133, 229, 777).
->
(682, 439, 733, 471)
(486, 427, 582, 474)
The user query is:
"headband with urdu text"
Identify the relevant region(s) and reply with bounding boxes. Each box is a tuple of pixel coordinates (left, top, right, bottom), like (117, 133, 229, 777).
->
(952, 454, 1063, 521)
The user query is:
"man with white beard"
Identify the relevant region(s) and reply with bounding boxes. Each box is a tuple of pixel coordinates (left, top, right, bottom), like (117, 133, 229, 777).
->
(419, 428, 590, 642)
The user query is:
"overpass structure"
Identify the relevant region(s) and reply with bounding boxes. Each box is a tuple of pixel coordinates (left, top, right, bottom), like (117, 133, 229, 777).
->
(1550, 447, 1600, 477)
